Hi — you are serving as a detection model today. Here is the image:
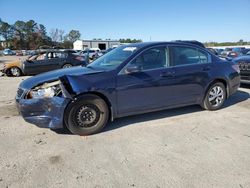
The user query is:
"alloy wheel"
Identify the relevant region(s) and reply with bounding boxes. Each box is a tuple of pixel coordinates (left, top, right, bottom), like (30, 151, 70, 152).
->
(63, 64, 72, 68)
(10, 67, 20, 77)
(208, 86, 224, 107)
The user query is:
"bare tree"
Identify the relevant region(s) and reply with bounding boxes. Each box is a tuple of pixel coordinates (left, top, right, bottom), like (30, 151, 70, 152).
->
(49, 28, 59, 42)
(50, 28, 65, 43)
(58, 29, 65, 42)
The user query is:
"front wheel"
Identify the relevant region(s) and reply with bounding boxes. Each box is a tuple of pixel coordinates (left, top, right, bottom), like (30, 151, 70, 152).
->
(202, 82, 226, 110)
(10, 67, 22, 77)
(62, 64, 72, 69)
(64, 94, 109, 135)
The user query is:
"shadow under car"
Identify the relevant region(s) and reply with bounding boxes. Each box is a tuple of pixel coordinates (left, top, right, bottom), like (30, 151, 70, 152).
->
(53, 90, 249, 135)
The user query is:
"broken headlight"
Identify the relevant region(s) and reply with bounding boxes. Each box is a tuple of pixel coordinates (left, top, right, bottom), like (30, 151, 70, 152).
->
(28, 80, 62, 99)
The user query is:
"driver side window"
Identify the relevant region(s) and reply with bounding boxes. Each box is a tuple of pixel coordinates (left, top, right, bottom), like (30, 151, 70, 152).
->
(36, 53, 46, 61)
(130, 47, 169, 71)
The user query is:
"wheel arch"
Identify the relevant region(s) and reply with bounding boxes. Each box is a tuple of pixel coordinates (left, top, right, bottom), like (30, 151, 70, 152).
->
(5, 66, 23, 76)
(204, 78, 229, 99)
(67, 91, 114, 122)
(62, 63, 72, 68)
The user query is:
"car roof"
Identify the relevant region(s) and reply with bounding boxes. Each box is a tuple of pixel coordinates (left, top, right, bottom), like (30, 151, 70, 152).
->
(124, 41, 206, 49)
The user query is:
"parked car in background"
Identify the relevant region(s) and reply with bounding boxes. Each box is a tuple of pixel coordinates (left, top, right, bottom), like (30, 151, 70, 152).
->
(16, 51, 23, 56)
(242, 48, 250, 55)
(2, 50, 86, 77)
(227, 51, 239, 58)
(220, 48, 233, 57)
(101, 47, 116, 55)
(233, 53, 250, 84)
(78, 48, 103, 60)
(16, 41, 240, 135)
(214, 48, 224, 56)
(221, 47, 246, 58)
(3, 49, 16, 55)
(207, 48, 218, 55)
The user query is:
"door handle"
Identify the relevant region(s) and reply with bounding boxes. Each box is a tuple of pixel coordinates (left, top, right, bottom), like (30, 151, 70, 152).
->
(160, 71, 175, 78)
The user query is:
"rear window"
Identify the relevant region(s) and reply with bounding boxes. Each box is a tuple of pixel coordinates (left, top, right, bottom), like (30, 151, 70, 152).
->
(170, 46, 209, 66)
(54, 52, 67, 58)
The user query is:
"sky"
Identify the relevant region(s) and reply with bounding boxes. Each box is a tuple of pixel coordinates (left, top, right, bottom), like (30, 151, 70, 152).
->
(1, 0, 250, 42)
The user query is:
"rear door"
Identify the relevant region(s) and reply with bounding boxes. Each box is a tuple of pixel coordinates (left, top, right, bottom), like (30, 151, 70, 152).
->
(24, 52, 65, 74)
(168, 45, 212, 104)
(52, 52, 67, 68)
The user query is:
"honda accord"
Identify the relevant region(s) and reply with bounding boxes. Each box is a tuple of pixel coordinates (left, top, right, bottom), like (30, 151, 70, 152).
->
(16, 42, 240, 135)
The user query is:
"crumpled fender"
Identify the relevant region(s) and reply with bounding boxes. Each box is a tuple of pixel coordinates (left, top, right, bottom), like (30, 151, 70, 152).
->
(59, 73, 116, 120)
(59, 72, 111, 96)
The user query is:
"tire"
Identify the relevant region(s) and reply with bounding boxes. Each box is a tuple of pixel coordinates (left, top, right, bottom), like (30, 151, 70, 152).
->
(64, 94, 109, 135)
(202, 82, 226, 110)
(62, 64, 72, 69)
(10, 67, 22, 77)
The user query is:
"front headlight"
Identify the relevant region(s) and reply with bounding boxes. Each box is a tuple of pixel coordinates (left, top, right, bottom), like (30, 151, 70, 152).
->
(28, 80, 61, 99)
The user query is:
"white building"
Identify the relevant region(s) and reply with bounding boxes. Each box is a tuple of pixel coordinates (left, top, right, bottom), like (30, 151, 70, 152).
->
(73, 40, 120, 51)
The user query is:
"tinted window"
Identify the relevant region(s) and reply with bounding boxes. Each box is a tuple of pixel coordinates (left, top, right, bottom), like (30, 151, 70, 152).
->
(170, 46, 209, 66)
(54, 52, 67, 58)
(130, 47, 169, 71)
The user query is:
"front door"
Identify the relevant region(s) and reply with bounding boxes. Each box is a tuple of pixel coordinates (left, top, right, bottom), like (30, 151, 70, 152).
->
(116, 46, 177, 116)
(25, 52, 63, 75)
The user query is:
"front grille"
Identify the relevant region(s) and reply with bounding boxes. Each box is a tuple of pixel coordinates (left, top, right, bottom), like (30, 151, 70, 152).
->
(238, 62, 250, 71)
(16, 88, 25, 99)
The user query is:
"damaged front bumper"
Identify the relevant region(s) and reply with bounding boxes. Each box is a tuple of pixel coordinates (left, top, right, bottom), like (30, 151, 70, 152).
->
(16, 96, 71, 129)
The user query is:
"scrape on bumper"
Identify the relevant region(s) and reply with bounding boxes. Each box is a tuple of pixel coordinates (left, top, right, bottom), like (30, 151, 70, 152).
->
(16, 97, 71, 129)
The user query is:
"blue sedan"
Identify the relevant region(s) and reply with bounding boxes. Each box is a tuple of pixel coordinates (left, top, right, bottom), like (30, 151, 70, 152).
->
(16, 41, 240, 135)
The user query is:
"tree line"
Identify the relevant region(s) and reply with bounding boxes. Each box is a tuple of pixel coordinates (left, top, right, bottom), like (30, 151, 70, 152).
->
(0, 18, 81, 50)
(0, 19, 143, 50)
(204, 40, 250, 47)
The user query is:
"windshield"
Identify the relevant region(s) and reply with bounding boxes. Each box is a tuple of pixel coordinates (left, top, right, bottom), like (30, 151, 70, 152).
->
(87, 45, 139, 70)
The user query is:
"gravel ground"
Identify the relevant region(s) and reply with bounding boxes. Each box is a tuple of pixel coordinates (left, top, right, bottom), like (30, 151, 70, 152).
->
(0, 56, 250, 188)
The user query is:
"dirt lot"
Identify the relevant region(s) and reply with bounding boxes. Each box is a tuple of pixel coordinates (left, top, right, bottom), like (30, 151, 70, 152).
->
(0, 56, 250, 188)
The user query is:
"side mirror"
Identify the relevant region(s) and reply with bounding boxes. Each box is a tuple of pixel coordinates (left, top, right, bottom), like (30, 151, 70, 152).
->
(125, 65, 142, 74)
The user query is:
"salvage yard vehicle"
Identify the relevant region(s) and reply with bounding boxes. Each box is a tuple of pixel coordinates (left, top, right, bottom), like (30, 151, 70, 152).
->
(3, 48, 16, 55)
(16, 41, 240, 135)
(233, 53, 250, 84)
(78, 48, 103, 60)
(2, 50, 86, 76)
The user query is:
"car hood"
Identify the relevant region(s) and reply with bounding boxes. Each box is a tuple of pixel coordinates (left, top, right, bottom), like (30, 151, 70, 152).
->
(233, 55, 250, 62)
(5, 60, 22, 68)
(19, 66, 105, 89)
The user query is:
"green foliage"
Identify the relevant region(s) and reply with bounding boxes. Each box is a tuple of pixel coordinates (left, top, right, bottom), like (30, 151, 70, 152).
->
(67, 30, 81, 43)
(204, 40, 250, 47)
(0, 18, 82, 50)
(0, 18, 54, 49)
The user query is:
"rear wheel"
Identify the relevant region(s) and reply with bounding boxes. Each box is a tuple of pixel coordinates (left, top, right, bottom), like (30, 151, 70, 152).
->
(10, 67, 22, 77)
(62, 64, 72, 68)
(202, 82, 226, 110)
(64, 94, 109, 135)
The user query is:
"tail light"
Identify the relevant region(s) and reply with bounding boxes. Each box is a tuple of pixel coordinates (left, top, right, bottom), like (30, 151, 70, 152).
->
(229, 52, 238, 57)
(75, 56, 84, 61)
